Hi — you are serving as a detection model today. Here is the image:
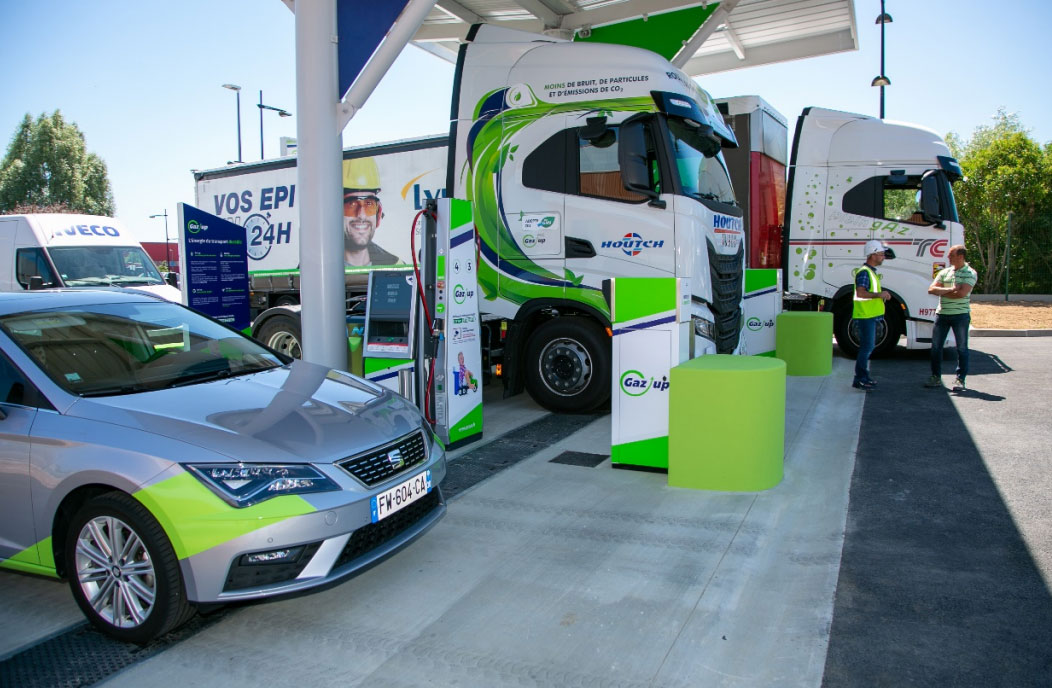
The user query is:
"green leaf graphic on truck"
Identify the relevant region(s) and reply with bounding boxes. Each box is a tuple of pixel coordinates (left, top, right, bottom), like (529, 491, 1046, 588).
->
(463, 86, 653, 315)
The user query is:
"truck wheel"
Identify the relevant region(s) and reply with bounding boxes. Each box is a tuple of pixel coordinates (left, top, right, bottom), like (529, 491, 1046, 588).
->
(524, 317, 610, 412)
(257, 315, 302, 359)
(65, 491, 196, 644)
(833, 308, 900, 358)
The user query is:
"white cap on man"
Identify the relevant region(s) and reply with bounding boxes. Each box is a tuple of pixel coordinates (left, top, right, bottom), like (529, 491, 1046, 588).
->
(864, 239, 894, 258)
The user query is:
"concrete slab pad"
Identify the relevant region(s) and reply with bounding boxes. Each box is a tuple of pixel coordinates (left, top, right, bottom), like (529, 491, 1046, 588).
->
(99, 358, 863, 688)
(0, 571, 83, 661)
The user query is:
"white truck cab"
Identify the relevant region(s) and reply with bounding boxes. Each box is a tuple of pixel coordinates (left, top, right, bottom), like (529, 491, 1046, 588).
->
(785, 108, 964, 355)
(0, 214, 181, 302)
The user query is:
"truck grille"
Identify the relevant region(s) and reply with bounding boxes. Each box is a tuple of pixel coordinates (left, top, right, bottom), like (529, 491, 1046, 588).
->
(707, 240, 744, 354)
(338, 430, 428, 486)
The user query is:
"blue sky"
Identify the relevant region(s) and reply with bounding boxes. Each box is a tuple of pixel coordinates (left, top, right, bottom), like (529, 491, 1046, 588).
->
(2, 1, 1050, 243)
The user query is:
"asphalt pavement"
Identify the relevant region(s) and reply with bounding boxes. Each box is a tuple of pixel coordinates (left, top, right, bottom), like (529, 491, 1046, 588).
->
(824, 338, 1052, 686)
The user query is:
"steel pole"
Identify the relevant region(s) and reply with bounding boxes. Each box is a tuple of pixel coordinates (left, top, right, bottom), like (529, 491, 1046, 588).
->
(235, 90, 242, 163)
(163, 211, 171, 267)
(1005, 212, 1012, 301)
(880, 0, 886, 119)
(295, 0, 347, 369)
(259, 90, 265, 160)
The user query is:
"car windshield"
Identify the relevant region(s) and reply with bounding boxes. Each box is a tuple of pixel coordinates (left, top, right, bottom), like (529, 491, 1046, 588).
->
(665, 116, 737, 207)
(0, 301, 285, 397)
(48, 246, 165, 287)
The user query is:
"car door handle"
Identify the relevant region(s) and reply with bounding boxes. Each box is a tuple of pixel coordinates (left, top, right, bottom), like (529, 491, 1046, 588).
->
(565, 237, 596, 258)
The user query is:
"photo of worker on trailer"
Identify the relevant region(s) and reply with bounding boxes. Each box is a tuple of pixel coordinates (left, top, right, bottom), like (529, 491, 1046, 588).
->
(343, 156, 400, 267)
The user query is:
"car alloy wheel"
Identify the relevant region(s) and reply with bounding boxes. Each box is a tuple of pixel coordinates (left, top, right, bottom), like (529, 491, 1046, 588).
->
(75, 515, 157, 629)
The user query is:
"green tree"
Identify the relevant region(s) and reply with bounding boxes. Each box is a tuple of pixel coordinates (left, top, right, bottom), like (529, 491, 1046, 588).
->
(946, 109, 1052, 292)
(0, 111, 115, 215)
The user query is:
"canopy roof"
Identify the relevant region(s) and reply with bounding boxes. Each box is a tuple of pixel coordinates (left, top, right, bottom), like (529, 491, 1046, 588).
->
(412, 0, 858, 76)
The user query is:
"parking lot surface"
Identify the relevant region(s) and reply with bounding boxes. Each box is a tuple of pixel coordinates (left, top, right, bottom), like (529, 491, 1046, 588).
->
(2, 338, 1050, 687)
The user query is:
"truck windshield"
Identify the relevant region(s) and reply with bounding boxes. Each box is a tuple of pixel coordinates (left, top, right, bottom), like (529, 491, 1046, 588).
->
(665, 116, 737, 207)
(48, 246, 165, 287)
(943, 175, 960, 223)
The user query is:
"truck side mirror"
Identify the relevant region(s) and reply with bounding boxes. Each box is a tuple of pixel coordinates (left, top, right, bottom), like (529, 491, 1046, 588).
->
(920, 172, 944, 228)
(28, 276, 44, 290)
(165, 272, 180, 288)
(618, 120, 661, 206)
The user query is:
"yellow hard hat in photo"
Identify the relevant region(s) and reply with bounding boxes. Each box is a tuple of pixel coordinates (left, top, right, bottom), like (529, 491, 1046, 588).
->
(343, 157, 381, 192)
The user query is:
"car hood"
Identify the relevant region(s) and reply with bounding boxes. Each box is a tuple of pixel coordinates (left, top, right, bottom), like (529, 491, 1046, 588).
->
(65, 360, 426, 465)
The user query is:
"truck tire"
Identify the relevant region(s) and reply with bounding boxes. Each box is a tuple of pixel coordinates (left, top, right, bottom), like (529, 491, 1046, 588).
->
(833, 305, 901, 358)
(65, 491, 196, 644)
(257, 314, 302, 359)
(524, 317, 610, 413)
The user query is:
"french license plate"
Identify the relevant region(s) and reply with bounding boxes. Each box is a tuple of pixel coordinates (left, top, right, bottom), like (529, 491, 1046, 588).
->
(370, 470, 432, 523)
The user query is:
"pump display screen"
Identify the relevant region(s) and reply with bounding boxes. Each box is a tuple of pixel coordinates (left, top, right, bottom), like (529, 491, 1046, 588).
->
(368, 272, 413, 317)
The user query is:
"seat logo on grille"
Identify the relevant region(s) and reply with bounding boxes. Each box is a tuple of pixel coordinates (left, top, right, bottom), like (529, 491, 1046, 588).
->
(386, 449, 405, 470)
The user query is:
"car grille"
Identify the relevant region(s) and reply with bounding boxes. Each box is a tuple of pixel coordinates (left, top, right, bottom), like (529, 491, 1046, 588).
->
(333, 490, 442, 570)
(707, 240, 744, 354)
(338, 430, 428, 486)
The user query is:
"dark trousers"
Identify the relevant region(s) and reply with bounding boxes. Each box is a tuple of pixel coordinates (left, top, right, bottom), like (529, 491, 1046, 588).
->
(854, 316, 879, 383)
(931, 312, 970, 379)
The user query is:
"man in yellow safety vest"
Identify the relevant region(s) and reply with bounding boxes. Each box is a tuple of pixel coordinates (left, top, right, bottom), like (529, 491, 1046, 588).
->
(852, 239, 894, 390)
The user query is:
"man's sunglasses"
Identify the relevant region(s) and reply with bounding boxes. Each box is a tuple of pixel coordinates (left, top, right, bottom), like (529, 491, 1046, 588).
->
(344, 196, 380, 216)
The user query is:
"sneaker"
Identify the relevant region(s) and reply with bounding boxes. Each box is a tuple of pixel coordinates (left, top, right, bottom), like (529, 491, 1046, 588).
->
(952, 377, 966, 392)
(862, 378, 878, 388)
(924, 375, 943, 388)
(852, 379, 876, 390)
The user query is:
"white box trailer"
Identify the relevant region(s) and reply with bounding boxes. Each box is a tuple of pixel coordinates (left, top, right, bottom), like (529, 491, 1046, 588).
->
(0, 214, 181, 302)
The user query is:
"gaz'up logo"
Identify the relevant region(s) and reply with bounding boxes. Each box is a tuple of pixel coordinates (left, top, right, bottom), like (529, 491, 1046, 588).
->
(620, 370, 670, 396)
(187, 220, 205, 234)
(747, 317, 763, 331)
(453, 284, 474, 304)
(522, 234, 536, 248)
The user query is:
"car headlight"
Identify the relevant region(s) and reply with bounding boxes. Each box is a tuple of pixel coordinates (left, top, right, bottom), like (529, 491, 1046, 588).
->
(693, 316, 716, 341)
(184, 463, 340, 508)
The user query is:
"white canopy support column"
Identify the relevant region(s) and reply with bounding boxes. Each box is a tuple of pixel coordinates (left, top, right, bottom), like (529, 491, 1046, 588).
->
(292, 0, 436, 371)
(294, 0, 346, 370)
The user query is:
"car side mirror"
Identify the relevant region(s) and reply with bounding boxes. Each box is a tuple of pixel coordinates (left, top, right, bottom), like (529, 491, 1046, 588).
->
(618, 120, 661, 206)
(920, 173, 944, 228)
(165, 272, 180, 288)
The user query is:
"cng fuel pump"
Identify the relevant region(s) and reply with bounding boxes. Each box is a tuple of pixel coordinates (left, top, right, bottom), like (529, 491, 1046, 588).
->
(417, 198, 483, 449)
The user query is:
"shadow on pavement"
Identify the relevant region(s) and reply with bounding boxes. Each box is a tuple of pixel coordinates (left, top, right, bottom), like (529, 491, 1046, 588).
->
(823, 347, 1052, 686)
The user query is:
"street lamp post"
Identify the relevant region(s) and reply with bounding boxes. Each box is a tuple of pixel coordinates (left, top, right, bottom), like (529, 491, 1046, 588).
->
(871, 1, 893, 119)
(148, 211, 171, 271)
(221, 84, 243, 163)
(257, 90, 292, 160)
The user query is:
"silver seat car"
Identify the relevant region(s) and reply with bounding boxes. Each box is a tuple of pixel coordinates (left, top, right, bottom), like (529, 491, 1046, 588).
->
(0, 290, 446, 643)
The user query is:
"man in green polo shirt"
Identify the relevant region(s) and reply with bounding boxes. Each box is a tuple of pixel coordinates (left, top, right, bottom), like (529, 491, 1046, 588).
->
(925, 244, 976, 391)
